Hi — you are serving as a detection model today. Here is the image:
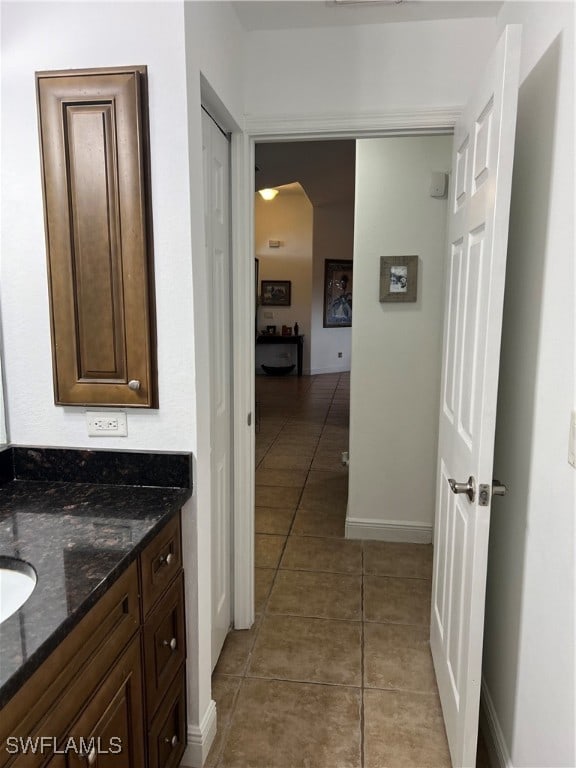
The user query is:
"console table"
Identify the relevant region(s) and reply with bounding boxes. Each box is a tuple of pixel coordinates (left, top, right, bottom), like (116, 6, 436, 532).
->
(256, 334, 304, 376)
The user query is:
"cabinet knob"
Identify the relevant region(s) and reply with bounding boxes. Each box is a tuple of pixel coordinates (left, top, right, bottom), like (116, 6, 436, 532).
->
(128, 379, 141, 391)
(159, 552, 174, 567)
(164, 734, 178, 748)
(163, 637, 177, 651)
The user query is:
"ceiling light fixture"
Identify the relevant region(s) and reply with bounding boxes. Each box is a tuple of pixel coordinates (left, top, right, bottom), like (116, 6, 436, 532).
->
(258, 188, 279, 201)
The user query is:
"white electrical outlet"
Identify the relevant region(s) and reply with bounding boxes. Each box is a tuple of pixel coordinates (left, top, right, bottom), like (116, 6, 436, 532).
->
(86, 411, 127, 437)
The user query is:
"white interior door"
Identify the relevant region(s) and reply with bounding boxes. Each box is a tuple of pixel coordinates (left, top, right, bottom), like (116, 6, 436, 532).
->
(431, 25, 521, 767)
(202, 108, 232, 670)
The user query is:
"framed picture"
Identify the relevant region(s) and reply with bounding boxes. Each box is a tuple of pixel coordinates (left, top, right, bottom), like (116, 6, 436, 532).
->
(324, 260, 353, 327)
(380, 255, 419, 303)
(261, 280, 291, 306)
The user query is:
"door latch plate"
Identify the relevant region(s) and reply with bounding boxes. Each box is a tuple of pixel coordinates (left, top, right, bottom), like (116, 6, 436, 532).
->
(479, 484, 490, 506)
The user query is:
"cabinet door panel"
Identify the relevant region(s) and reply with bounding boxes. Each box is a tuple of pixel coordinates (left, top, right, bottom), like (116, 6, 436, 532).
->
(147, 671, 186, 768)
(143, 574, 186, 720)
(67, 637, 145, 768)
(36, 67, 156, 407)
(66, 103, 125, 381)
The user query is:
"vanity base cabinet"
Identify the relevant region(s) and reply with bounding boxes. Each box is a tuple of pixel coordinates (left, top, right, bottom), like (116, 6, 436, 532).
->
(0, 513, 186, 768)
(0, 564, 140, 768)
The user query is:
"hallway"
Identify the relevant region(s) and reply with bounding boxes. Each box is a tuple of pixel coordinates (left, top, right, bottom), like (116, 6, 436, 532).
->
(206, 373, 487, 768)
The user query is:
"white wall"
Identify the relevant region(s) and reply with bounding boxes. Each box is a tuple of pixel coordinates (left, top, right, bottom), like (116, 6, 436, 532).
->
(255, 188, 313, 374)
(244, 17, 496, 116)
(347, 136, 452, 540)
(310, 203, 354, 375)
(1, 3, 247, 765)
(0, 1, 195, 452)
(184, 1, 245, 127)
(482, 3, 575, 767)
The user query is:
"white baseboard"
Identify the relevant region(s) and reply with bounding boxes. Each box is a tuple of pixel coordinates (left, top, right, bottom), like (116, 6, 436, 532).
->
(180, 699, 217, 768)
(309, 365, 350, 375)
(345, 517, 432, 543)
(480, 677, 513, 768)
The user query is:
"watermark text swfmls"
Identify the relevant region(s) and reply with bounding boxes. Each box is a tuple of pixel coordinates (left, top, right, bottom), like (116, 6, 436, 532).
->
(6, 736, 122, 756)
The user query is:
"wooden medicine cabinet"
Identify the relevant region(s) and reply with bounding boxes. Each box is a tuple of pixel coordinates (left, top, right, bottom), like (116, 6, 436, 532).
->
(36, 66, 157, 407)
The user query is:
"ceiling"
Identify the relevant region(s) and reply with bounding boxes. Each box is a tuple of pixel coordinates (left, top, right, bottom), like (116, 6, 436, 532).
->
(234, 1, 503, 32)
(250, 1, 502, 205)
(255, 140, 356, 206)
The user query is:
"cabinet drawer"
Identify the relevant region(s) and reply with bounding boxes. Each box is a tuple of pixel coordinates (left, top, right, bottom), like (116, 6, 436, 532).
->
(147, 669, 186, 768)
(140, 515, 181, 616)
(143, 574, 186, 721)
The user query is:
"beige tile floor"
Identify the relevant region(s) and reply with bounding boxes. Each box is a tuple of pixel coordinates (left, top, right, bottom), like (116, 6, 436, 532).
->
(205, 373, 490, 768)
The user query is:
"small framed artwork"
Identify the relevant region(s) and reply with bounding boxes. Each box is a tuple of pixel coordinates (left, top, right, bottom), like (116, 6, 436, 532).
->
(324, 259, 353, 327)
(380, 255, 419, 303)
(261, 280, 291, 306)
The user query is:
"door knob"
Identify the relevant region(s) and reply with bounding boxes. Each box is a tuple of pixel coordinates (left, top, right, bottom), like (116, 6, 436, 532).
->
(492, 479, 507, 497)
(448, 476, 476, 502)
(163, 637, 177, 651)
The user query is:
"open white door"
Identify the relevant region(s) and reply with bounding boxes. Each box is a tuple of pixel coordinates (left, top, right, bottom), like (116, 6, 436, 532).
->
(431, 25, 521, 767)
(202, 108, 233, 669)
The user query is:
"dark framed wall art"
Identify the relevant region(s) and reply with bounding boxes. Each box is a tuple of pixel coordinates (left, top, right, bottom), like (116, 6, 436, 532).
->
(324, 259, 353, 327)
(261, 280, 291, 307)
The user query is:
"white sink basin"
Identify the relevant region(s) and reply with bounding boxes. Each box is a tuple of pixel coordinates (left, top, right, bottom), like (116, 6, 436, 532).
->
(0, 557, 37, 624)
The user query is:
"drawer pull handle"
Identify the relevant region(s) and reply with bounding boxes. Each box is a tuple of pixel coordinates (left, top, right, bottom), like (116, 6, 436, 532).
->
(86, 745, 97, 765)
(159, 552, 174, 567)
(163, 637, 178, 651)
(164, 734, 178, 748)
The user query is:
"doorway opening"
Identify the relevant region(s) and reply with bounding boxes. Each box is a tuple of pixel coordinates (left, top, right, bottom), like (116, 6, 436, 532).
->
(251, 133, 453, 556)
(231, 112, 459, 636)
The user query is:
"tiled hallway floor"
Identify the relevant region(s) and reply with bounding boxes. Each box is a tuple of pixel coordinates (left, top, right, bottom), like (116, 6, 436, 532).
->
(206, 373, 489, 768)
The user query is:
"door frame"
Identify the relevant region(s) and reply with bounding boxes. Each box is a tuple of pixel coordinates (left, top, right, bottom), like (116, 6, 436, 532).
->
(230, 106, 462, 629)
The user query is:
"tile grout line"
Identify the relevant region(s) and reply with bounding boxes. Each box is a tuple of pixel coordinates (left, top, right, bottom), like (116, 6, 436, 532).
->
(255, 378, 318, 615)
(283, 376, 341, 540)
(213, 379, 311, 766)
(246, 377, 324, 751)
(211, 679, 241, 768)
(217, 373, 351, 767)
(243, 674, 362, 690)
(253, 376, 341, 632)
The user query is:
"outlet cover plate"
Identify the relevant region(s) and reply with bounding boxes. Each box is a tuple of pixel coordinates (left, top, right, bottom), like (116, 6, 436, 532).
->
(86, 411, 128, 437)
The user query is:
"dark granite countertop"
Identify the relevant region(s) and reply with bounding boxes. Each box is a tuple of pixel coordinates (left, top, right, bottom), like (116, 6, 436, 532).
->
(0, 447, 192, 707)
